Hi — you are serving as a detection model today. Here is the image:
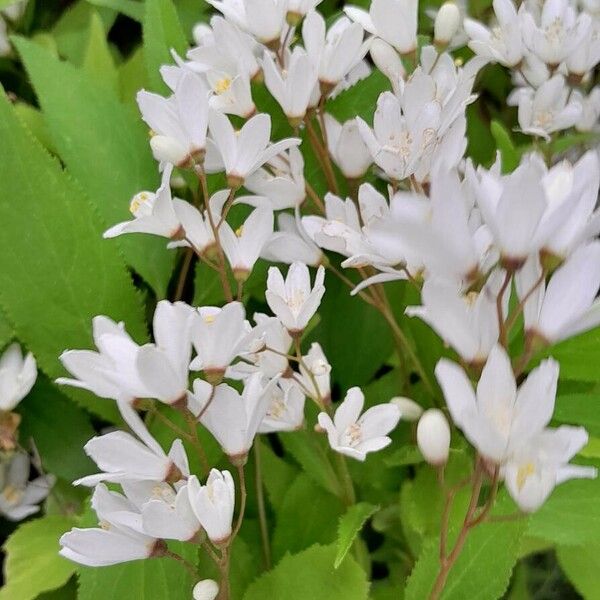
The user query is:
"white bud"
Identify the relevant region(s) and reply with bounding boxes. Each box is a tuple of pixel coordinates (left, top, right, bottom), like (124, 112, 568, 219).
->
(150, 135, 189, 167)
(192, 23, 213, 46)
(434, 2, 461, 47)
(193, 579, 219, 600)
(369, 39, 405, 88)
(390, 396, 423, 422)
(416, 409, 450, 466)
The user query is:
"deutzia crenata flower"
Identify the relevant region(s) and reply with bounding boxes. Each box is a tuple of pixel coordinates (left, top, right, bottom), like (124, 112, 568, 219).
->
(435, 345, 559, 464)
(141, 482, 201, 542)
(512, 75, 582, 140)
(434, 2, 462, 48)
(516, 243, 600, 345)
(344, 0, 418, 55)
(416, 409, 451, 466)
(318, 387, 401, 461)
(262, 47, 319, 124)
(188, 469, 235, 544)
(298, 342, 332, 402)
(324, 114, 372, 179)
(575, 88, 600, 132)
(390, 396, 424, 422)
(135, 301, 195, 405)
(262, 212, 324, 266)
(190, 302, 252, 382)
(502, 426, 596, 512)
(137, 71, 209, 167)
(406, 273, 508, 366)
(258, 379, 306, 433)
(207, 0, 287, 45)
(0, 452, 55, 521)
(287, 0, 323, 21)
(520, 0, 592, 67)
(266, 262, 326, 334)
(74, 402, 189, 486)
(104, 165, 182, 240)
(0, 343, 37, 411)
(220, 207, 274, 279)
(197, 373, 278, 459)
(244, 147, 306, 210)
(369, 38, 405, 94)
(60, 483, 161, 567)
(303, 12, 368, 91)
(193, 579, 220, 600)
(208, 111, 300, 188)
(565, 21, 600, 78)
(463, 0, 524, 67)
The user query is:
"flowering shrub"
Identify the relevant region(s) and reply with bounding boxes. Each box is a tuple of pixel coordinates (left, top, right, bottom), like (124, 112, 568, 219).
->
(0, 0, 599, 598)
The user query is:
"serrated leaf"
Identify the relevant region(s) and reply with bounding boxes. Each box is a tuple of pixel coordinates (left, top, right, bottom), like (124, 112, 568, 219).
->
(12, 102, 56, 153)
(334, 502, 378, 568)
(143, 0, 187, 93)
(490, 120, 521, 173)
(243, 544, 369, 600)
(0, 88, 146, 419)
(16, 37, 173, 297)
(86, 0, 144, 21)
(82, 11, 118, 93)
(0, 515, 77, 600)
(557, 542, 600, 600)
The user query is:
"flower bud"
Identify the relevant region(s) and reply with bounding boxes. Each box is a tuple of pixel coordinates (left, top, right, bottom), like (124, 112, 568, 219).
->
(416, 409, 450, 466)
(389, 396, 423, 422)
(369, 39, 405, 86)
(193, 579, 219, 600)
(434, 2, 461, 48)
(150, 135, 189, 167)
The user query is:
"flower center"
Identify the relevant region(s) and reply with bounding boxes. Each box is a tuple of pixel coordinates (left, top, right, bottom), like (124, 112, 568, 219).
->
(516, 462, 536, 490)
(342, 423, 362, 447)
(214, 78, 232, 94)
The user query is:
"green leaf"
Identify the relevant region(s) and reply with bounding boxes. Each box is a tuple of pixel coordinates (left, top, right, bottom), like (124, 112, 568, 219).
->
(490, 120, 521, 173)
(18, 375, 95, 481)
(82, 11, 119, 93)
(405, 495, 527, 600)
(16, 37, 173, 297)
(0, 87, 145, 419)
(12, 102, 56, 153)
(384, 446, 424, 467)
(327, 70, 389, 122)
(256, 439, 299, 512)
(540, 329, 600, 382)
(0, 310, 12, 349)
(0, 515, 77, 600)
(557, 542, 600, 600)
(527, 478, 600, 545)
(86, 0, 144, 21)
(143, 0, 187, 93)
(272, 474, 344, 562)
(334, 502, 378, 568)
(243, 544, 370, 600)
(118, 46, 149, 105)
(78, 541, 196, 600)
(553, 394, 600, 437)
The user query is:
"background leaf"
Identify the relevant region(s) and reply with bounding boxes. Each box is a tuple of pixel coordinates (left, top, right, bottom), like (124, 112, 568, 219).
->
(335, 502, 378, 568)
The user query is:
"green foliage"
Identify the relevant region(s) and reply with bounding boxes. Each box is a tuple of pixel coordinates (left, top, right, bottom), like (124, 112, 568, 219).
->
(85, 0, 145, 22)
(334, 502, 378, 568)
(0, 87, 145, 419)
(82, 11, 118, 93)
(490, 120, 522, 173)
(557, 543, 600, 600)
(541, 329, 600, 382)
(242, 544, 370, 600)
(16, 36, 174, 297)
(553, 394, 600, 436)
(0, 515, 77, 600)
(328, 71, 389, 122)
(256, 440, 299, 512)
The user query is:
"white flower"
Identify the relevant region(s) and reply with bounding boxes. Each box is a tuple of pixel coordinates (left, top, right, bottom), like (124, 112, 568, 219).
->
(288, 0, 322, 19)
(406, 273, 507, 366)
(262, 212, 324, 266)
(298, 342, 332, 402)
(464, 0, 524, 67)
(515, 75, 582, 140)
(436, 345, 559, 463)
(141, 483, 201, 542)
(416, 409, 451, 466)
(74, 402, 189, 486)
(190, 302, 252, 381)
(503, 426, 596, 512)
(60, 484, 160, 567)
(0, 452, 54, 521)
(344, 0, 418, 54)
(566, 20, 600, 77)
(220, 207, 274, 279)
(104, 165, 182, 240)
(137, 71, 209, 166)
(318, 387, 401, 461)
(369, 38, 405, 94)
(0, 343, 37, 411)
(135, 301, 195, 405)
(263, 47, 319, 122)
(259, 379, 306, 433)
(206, 70, 256, 119)
(390, 397, 423, 422)
(324, 114, 372, 178)
(244, 147, 306, 210)
(266, 262, 325, 334)
(575, 87, 600, 132)
(188, 469, 235, 544)
(197, 373, 278, 458)
(208, 111, 300, 188)
(434, 2, 461, 47)
(303, 12, 368, 89)
(516, 243, 600, 344)
(193, 580, 220, 600)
